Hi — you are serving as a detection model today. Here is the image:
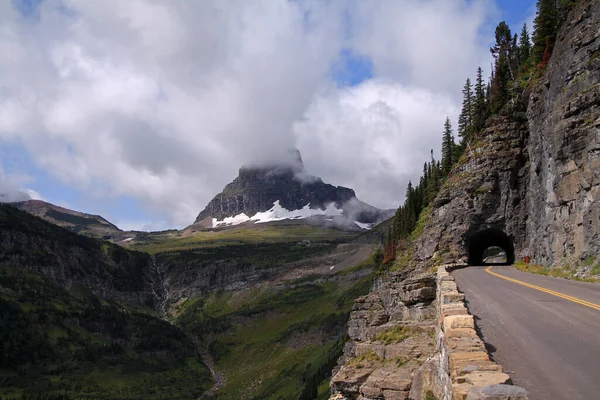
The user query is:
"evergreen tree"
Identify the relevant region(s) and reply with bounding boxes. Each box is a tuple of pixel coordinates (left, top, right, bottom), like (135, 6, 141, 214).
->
(441, 118, 455, 177)
(490, 22, 513, 113)
(426, 151, 439, 207)
(518, 23, 532, 72)
(532, 0, 559, 68)
(557, 0, 576, 22)
(383, 227, 393, 263)
(485, 80, 492, 112)
(472, 67, 487, 133)
(457, 78, 474, 144)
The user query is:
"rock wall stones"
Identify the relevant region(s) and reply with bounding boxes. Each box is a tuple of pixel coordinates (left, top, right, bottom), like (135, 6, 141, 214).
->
(329, 265, 529, 400)
(435, 265, 527, 400)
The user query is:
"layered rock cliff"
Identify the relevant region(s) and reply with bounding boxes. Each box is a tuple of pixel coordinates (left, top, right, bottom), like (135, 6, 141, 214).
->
(330, 269, 437, 400)
(524, 1, 600, 265)
(414, 116, 529, 266)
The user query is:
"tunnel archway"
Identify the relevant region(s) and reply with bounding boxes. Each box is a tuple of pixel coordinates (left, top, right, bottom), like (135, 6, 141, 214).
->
(467, 229, 515, 265)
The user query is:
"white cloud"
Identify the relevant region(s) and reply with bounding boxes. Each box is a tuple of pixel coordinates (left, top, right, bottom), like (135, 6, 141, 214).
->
(22, 188, 44, 201)
(348, 0, 496, 95)
(295, 80, 458, 209)
(0, 0, 495, 227)
(0, 163, 31, 203)
(115, 219, 172, 232)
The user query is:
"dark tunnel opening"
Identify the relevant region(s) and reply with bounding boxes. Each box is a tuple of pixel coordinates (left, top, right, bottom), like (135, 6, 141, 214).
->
(467, 229, 515, 265)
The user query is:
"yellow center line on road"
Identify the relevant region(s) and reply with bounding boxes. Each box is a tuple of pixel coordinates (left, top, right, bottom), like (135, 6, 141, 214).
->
(485, 266, 600, 312)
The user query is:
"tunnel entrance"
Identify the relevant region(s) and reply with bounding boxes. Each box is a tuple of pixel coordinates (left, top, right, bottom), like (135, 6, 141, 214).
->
(467, 229, 515, 265)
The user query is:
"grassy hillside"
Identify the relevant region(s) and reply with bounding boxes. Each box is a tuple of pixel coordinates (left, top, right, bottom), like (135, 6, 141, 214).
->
(0, 265, 211, 399)
(128, 222, 358, 254)
(172, 261, 374, 399)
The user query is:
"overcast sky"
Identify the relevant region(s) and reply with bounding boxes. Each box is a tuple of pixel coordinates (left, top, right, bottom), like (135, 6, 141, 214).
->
(0, 0, 535, 230)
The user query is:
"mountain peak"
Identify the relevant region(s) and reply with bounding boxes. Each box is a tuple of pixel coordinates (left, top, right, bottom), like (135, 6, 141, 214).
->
(238, 148, 308, 178)
(193, 150, 392, 229)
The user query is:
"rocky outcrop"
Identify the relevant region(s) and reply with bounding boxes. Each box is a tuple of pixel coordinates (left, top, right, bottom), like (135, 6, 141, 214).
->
(329, 270, 438, 399)
(413, 116, 529, 266)
(524, 0, 600, 266)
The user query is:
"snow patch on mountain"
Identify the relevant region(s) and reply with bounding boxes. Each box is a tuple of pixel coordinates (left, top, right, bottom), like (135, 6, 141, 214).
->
(212, 213, 251, 227)
(212, 200, 345, 227)
(354, 221, 372, 230)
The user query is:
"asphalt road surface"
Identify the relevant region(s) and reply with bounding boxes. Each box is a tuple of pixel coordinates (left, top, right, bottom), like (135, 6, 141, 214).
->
(453, 266, 600, 400)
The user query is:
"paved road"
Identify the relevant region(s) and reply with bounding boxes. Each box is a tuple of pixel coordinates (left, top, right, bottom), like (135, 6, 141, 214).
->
(453, 266, 600, 400)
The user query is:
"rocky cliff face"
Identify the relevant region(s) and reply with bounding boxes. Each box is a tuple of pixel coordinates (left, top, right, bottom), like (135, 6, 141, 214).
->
(414, 116, 529, 266)
(524, 1, 600, 265)
(194, 150, 390, 227)
(414, 0, 599, 268)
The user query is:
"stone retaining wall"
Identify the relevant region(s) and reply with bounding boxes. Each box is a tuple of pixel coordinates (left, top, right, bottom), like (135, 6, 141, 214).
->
(435, 265, 528, 400)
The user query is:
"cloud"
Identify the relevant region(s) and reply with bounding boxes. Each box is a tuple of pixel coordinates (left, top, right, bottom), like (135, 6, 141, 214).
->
(0, 163, 31, 203)
(294, 80, 458, 209)
(22, 188, 44, 201)
(0, 0, 495, 227)
(348, 0, 496, 95)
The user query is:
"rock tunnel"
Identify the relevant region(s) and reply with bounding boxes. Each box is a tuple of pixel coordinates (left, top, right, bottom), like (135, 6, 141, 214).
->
(467, 228, 515, 265)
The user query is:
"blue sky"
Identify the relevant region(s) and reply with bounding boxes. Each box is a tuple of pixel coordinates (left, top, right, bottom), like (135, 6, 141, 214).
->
(0, 0, 537, 231)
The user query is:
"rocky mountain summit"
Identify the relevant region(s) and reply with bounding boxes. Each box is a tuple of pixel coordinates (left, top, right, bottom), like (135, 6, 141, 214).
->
(194, 150, 393, 229)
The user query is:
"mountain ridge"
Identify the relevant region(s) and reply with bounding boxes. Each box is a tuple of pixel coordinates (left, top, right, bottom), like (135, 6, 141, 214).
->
(11, 199, 122, 239)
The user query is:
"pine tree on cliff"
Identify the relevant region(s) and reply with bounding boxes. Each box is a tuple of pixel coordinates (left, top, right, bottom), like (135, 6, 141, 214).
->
(426, 151, 441, 204)
(518, 23, 532, 73)
(472, 67, 487, 134)
(532, 0, 559, 69)
(557, 0, 577, 22)
(486, 80, 492, 114)
(490, 22, 513, 113)
(383, 227, 393, 263)
(458, 78, 474, 144)
(420, 162, 430, 207)
(405, 181, 417, 232)
(441, 117, 456, 177)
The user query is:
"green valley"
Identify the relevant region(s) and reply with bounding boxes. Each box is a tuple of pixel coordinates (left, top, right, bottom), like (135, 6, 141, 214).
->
(0, 204, 379, 399)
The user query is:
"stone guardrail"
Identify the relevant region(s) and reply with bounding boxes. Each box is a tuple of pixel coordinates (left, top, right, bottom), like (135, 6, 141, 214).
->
(435, 264, 529, 400)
